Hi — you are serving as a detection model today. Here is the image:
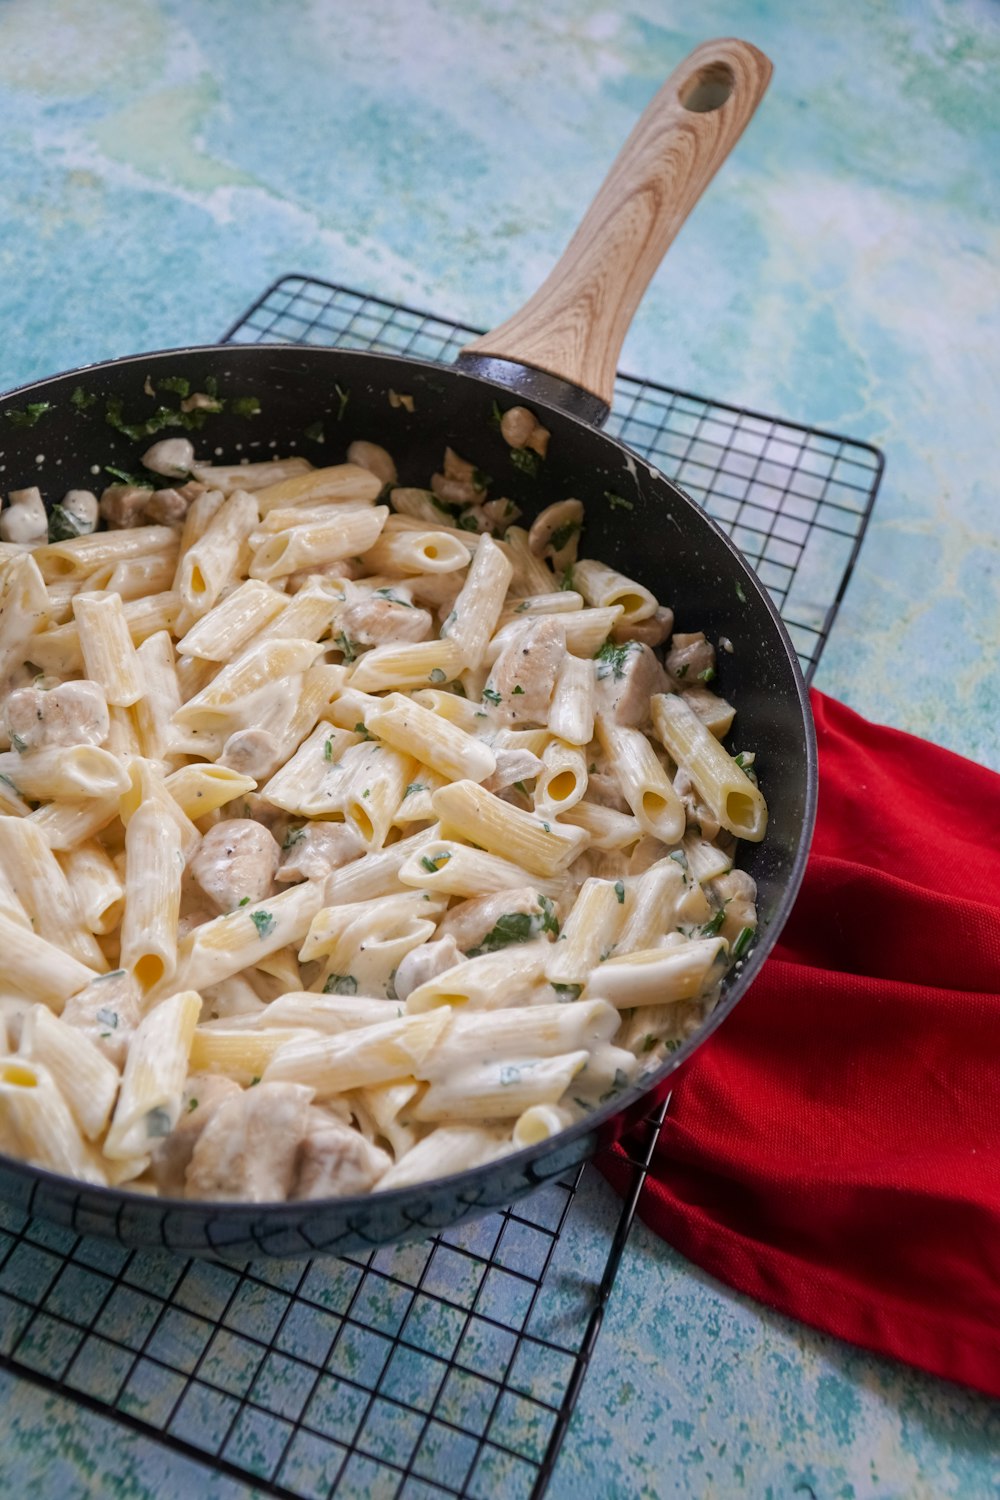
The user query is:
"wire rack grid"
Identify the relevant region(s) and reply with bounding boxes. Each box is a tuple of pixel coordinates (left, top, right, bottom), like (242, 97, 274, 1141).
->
(0, 276, 883, 1500)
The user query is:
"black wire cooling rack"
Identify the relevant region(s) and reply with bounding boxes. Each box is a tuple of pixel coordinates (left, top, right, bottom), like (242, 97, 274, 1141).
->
(0, 277, 883, 1500)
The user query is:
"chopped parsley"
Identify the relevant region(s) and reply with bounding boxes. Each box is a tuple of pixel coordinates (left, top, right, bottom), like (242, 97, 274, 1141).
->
(361, 788, 370, 799)
(731, 926, 755, 962)
(420, 852, 450, 874)
(158, 375, 190, 397)
(697, 666, 716, 684)
(334, 383, 350, 421)
(604, 490, 634, 512)
(449, 679, 467, 697)
(489, 400, 503, 431)
(70, 385, 97, 410)
(238, 896, 250, 907)
(404, 782, 426, 798)
(95, 1007, 118, 1029)
(514, 601, 530, 614)
(668, 849, 688, 869)
(283, 826, 306, 849)
(323, 738, 334, 763)
(511, 684, 525, 696)
(430, 493, 458, 518)
(9, 732, 27, 754)
(600, 1067, 630, 1102)
(641, 1034, 657, 1053)
(323, 974, 359, 995)
(513, 780, 530, 796)
(735, 580, 747, 604)
(472, 467, 491, 491)
(700, 909, 726, 938)
(552, 982, 583, 1002)
(145, 1107, 172, 1139)
(250, 909, 276, 939)
(614, 880, 625, 904)
(104, 464, 155, 488)
(549, 520, 580, 552)
(333, 631, 357, 662)
(509, 447, 539, 477)
(186, 1097, 199, 1113)
(249, 1075, 261, 1086)
(354, 722, 372, 739)
(594, 639, 637, 682)
(482, 686, 501, 706)
(467, 912, 537, 956)
(4, 402, 52, 428)
(537, 894, 560, 937)
(373, 587, 414, 607)
(428, 667, 447, 683)
(458, 512, 481, 532)
(675, 663, 689, 680)
(386, 969, 398, 1001)
(230, 395, 260, 417)
(304, 419, 325, 443)
(541, 820, 551, 832)
(559, 565, 575, 591)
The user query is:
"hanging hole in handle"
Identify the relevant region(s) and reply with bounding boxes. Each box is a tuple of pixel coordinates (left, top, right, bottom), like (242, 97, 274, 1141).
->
(679, 62, 735, 113)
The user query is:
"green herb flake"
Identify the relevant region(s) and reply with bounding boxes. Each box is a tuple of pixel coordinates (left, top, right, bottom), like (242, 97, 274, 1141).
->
(449, 679, 467, 697)
(458, 512, 481, 532)
(361, 788, 370, 799)
(227, 395, 259, 417)
(489, 400, 503, 431)
(697, 666, 716, 684)
(675, 663, 689, 680)
(95, 1007, 118, 1029)
(541, 821, 551, 832)
(513, 780, 530, 796)
(511, 684, 525, 696)
(537, 894, 560, 937)
(70, 385, 97, 410)
(354, 722, 372, 739)
(559, 565, 575, 591)
(334, 383, 350, 421)
(104, 464, 155, 488)
(552, 982, 583, 1002)
(428, 667, 447, 683)
(404, 782, 426, 799)
(145, 1106, 172, 1139)
(238, 896, 250, 907)
(701, 908, 726, 938)
(9, 732, 27, 754)
(430, 493, 457, 518)
(482, 686, 501, 706)
(466, 911, 538, 957)
(323, 738, 334, 763)
(509, 447, 539, 477)
(549, 520, 580, 552)
(420, 852, 450, 875)
(500, 1064, 521, 1086)
(735, 580, 747, 604)
(249, 1075, 261, 1086)
(614, 880, 625, 904)
(283, 826, 306, 849)
(250, 909, 276, 939)
(386, 969, 398, 1002)
(600, 1067, 631, 1103)
(604, 490, 634, 512)
(373, 587, 414, 607)
(668, 849, 688, 869)
(323, 973, 359, 995)
(641, 1034, 657, 1053)
(186, 1097, 199, 1113)
(333, 630, 357, 662)
(4, 402, 52, 428)
(96, 969, 126, 982)
(304, 419, 325, 442)
(594, 639, 636, 682)
(731, 925, 755, 962)
(158, 375, 190, 397)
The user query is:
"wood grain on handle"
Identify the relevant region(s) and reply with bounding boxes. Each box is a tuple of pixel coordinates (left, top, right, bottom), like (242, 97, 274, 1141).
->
(461, 39, 773, 408)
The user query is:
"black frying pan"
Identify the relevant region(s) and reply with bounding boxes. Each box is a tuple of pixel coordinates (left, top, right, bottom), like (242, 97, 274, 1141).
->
(0, 40, 815, 1260)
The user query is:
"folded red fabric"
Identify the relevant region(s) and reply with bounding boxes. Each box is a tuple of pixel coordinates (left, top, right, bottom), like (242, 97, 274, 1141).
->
(600, 690, 1000, 1396)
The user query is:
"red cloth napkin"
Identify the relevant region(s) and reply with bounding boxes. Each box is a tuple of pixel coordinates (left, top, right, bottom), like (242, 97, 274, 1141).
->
(600, 689, 1000, 1397)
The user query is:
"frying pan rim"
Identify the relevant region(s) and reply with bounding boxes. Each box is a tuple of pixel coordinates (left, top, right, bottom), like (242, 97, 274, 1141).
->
(0, 343, 817, 1227)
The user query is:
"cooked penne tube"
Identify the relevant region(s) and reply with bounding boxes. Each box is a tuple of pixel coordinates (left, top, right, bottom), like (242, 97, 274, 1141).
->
(596, 715, 686, 844)
(254, 462, 383, 515)
(502, 526, 555, 595)
(322, 829, 435, 905)
(19, 1004, 119, 1140)
(173, 638, 323, 729)
(104, 989, 201, 1159)
(105, 704, 142, 760)
(0, 817, 107, 968)
(397, 838, 551, 899)
(259, 721, 359, 816)
(412, 1051, 588, 1122)
(0, 909, 97, 1006)
(191, 457, 313, 493)
(106, 551, 177, 601)
(365, 693, 495, 784)
(260, 993, 403, 1032)
(485, 607, 621, 666)
(29, 591, 183, 675)
(246, 577, 339, 647)
(547, 654, 596, 745)
(250, 506, 388, 581)
(33, 526, 178, 582)
(0, 746, 130, 801)
(681, 831, 733, 883)
(497, 591, 584, 626)
(432, 780, 587, 877)
(348, 638, 465, 693)
(0, 1057, 103, 1182)
(175, 579, 288, 660)
(440, 534, 513, 668)
(513, 1103, 575, 1147)
(561, 800, 642, 851)
(405, 942, 550, 1013)
(0, 553, 51, 680)
(572, 558, 657, 623)
(332, 741, 413, 849)
(300, 891, 447, 963)
(681, 685, 736, 739)
(58, 841, 125, 935)
(263, 1010, 451, 1095)
(119, 757, 200, 861)
(535, 740, 588, 817)
(545, 879, 626, 986)
(362, 519, 472, 577)
(251, 498, 376, 539)
(651, 692, 768, 841)
(615, 862, 684, 951)
(28, 794, 120, 851)
(72, 592, 143, 706)
(133, 629, 182, 761)
(425, 999, 620, 1076)
(188, 1025, 315, 1085)
(584, 937, 725, 1007)
(387, 487, 449, 525)
(119, 795, 183, 992)
(175, 489, 259, 614)
(374, 1124, 512, 1191)
(355, 1080, 421, 1159)
(165, 762, 257, 820)
(172, 881, 325, 994)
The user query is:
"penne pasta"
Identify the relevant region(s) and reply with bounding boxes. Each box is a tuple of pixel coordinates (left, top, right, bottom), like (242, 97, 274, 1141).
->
(652, 692, 768, 841)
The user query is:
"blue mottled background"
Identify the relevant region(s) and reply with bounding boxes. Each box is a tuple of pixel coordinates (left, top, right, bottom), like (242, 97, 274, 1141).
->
(1, 0, 999, 1496)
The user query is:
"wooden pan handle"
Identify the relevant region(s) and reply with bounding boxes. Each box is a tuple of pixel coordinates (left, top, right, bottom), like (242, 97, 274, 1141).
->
(461, 39, 772, 409)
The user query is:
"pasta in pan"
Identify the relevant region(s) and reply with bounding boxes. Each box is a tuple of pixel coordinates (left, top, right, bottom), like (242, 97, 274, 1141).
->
(0, 408, 765, 1201)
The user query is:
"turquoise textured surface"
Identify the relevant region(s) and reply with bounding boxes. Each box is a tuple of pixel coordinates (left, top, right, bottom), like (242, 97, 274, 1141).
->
(1, 1, 999, 1497)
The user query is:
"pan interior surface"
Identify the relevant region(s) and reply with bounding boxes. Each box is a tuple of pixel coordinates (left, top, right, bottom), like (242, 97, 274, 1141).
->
(0, 345, 815, 1256)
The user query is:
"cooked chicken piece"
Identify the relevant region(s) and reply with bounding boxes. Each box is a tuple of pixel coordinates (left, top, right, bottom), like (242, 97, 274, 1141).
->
(681, 684, 735, 738)
(594, 641, 669, 728)
(438, 888, 546, 954)
(442, 446, 479, 484)
(482, 497, 521, 530)
(527, 499, 583, 570)
(190, 819, 281, 913)
(611, 605, 674, 649)
(277, 821, 365, 883)
(98, 483, 149, 528)
(58, 490, 99, 534)
(666, 630, 716, 686)
(5, 679, 109, 751)
(487, 616, 564, 725)
(584, 770, 630, 813)
(144, 488, 190, 526)
(431, 472, 481, 507)
(150, 1074, 243, 1196)
(337, 595, 433, 647)
(674, 767, 721, 842)
(232, 793, 289, 836)
(201, 975, 267, 1020)
(219, 728, 283, 781)
(185, 1081, 314, 1202)
(346, 440, 397, 487)
(61, 969, 141, 1069)
(481, 747, 543, 795)
(391, 935, 464, 1002)
(141, 437, 195, 478)
(292, 1110, 391, 1199)
(710, 867, 758, 945)
(1, 487, 48, 545)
